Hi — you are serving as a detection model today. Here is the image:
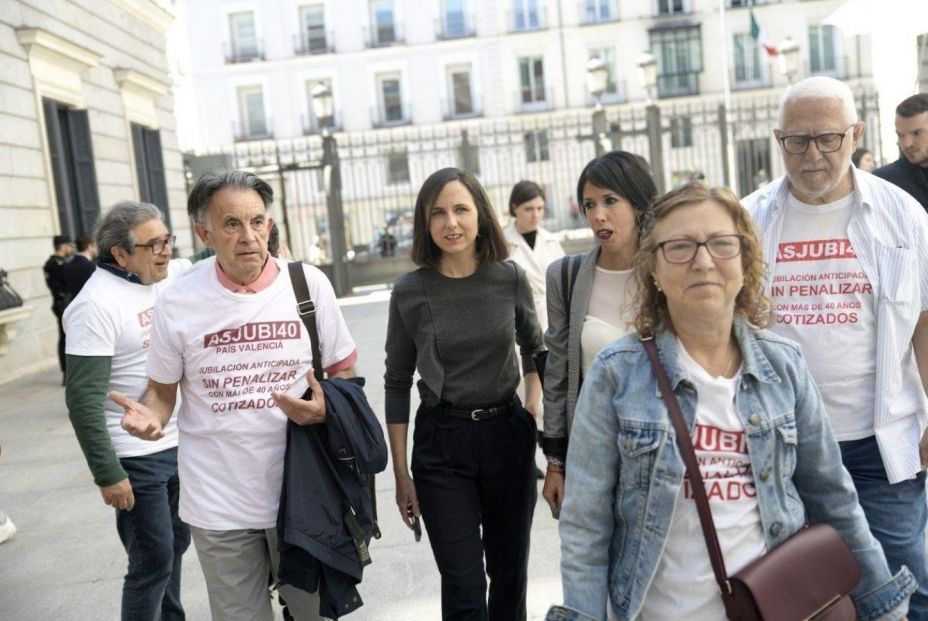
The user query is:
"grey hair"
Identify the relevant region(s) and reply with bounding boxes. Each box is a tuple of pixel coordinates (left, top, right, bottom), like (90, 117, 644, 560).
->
(96, 201, 163, 263)
(777, 76, 858, 128)
(187, 170, 273, 226)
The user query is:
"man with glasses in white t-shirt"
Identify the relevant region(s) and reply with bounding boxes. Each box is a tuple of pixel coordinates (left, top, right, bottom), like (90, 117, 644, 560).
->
(744, 76, 928, 620)
(112, 171, 358, 621)
(64, 201, 191, 620)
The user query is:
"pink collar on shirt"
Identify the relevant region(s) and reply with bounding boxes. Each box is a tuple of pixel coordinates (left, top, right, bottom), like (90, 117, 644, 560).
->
(215, 257, 280, 294)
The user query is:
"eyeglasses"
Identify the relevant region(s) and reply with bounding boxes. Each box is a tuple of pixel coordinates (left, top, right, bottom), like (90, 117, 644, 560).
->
(777, 125, 855, 155)
(655, 235, 743, 264)
(134, 235, 176, 254)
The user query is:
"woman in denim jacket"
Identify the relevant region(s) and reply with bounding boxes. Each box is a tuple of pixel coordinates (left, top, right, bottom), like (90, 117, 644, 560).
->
(548, 183, 915, 621)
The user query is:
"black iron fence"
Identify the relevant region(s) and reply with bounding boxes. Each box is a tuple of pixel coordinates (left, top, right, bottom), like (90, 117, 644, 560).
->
(186, 85, 881, 285)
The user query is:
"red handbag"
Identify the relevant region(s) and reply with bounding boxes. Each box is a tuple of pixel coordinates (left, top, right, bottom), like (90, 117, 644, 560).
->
(642, 338, 860, 621)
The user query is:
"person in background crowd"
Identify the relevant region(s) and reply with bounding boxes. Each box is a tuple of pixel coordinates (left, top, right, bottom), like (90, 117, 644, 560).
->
(114, 170, 357, 621)
(385, 167, 543, 620)
(64, 201, 191, 620)
(62, 234, 98, 299)
(549, 181, 915, 621)
(874, 93, 928, 210)
(853, 147, 876, 172)
(44, 234, 73, 379)
(504, 180, 565, 333)
(0, 443, 14, 545)
(540, 151, 657, 518)
(743, 76, 928, 620)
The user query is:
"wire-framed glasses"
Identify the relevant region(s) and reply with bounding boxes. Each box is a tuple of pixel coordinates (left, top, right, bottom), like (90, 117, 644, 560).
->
(655, 235, 743, 264)
(134, 235, 176, 254)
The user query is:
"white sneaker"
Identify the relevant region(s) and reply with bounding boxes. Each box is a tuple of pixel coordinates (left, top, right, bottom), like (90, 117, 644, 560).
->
(0, 515, 16, 544)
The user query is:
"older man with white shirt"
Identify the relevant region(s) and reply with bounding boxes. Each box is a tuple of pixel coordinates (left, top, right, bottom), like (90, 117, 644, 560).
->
(743, 76, 928, 620)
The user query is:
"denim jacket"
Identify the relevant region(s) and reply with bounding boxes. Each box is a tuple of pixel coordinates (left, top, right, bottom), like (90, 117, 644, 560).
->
(549, 318, 915, 621)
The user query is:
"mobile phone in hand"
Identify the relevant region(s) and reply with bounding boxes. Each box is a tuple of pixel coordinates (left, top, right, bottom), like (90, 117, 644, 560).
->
(406, 502, 421, 542)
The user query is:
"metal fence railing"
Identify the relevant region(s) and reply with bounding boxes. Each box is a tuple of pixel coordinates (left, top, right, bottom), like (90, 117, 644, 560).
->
(186, 86, 881, 271)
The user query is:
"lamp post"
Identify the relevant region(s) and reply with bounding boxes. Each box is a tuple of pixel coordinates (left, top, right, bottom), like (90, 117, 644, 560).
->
(310, 83, 350, 297)
(778, 37, 801, 84)
(586, 56, 611, 156)
(635, 51, 665, 193)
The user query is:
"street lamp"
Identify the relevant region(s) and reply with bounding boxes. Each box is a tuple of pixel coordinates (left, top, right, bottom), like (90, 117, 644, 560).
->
(635, 51, 665, 193)
(777, 37, 801, 84)
(309, 83, 350, 297)
(586, 57, 611, 156)
(636, 51, 658, 102)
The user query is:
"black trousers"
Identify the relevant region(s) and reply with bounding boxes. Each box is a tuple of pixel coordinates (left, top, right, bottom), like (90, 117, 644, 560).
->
(411, 398, 537, 621)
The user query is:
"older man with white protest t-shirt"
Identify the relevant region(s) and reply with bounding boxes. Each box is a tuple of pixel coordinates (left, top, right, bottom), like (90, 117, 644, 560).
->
(112, 170, 358, 621)
(743, 76, 928, 620)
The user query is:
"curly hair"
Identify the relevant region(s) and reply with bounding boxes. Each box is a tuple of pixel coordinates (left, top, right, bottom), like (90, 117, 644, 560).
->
(634, 182, 772, 338)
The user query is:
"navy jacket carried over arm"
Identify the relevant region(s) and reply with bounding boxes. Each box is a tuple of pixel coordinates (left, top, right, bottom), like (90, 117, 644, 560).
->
(277, 377, 388, 619)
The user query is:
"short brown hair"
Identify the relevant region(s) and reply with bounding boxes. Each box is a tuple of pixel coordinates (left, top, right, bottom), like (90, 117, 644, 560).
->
(634, 182, 772, 337)
(410, 168, 508, 268)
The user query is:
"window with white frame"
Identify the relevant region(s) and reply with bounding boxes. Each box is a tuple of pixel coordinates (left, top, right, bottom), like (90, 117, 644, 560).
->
(808, 25, 839, 75)
(670, 116, 693, 148)
(298, 4, 327, 54)
(524, 130, 550, 162)
(733, 33, 764, 86)
(588, 48, 619, 99)
(583, 0, 614, 23)
(656, 0, 685, 16)
(513, 0, 541, 31)
(650, 26, 702, 97)
(448, 66, 474, 116)
(386, 151, 410, 184)
(370, 0, 396, 45)
(305, 79, 335, 132)
(237, 86, 268, 139)
(378, 75, 404, 123)
(519, 57, 546, 104)
(443, 0, 467, 37)
(228, 11, 260, 62)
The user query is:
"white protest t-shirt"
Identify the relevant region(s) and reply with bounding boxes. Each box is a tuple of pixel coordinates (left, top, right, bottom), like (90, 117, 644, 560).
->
(63, 260, 190, 457)
(639, 340, 766, 621)
(580, 266, 637, 373)
(770, 192, 876, 440)
(146, 257, 357, 530)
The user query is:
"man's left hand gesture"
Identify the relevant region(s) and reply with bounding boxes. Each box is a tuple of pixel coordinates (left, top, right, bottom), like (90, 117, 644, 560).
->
(273, 372, 326, 426)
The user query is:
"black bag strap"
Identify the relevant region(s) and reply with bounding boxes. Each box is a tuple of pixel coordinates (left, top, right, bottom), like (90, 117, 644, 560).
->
(288, 262, 324, 382)
(641, 338, 740, 617)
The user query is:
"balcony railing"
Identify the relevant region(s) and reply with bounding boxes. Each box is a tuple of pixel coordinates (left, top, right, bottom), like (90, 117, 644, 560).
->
(441, 98, 482, 121)
(294, 31, 334, 56)
(224, 40, 265, 64)
(515, 87, 554, 113)
(578, 1, 619, 25)
(301, 113, 340, 135)
(808, 55, 848, 80)
(731, 67, 772, 91)
(233, 118, 273, 142)
(371, 104, 412, 128)
(364, 23, 405, 48)
(508, 7, 548, 33)
(436, 13, 475, 39)
(657, 72, 700, 98)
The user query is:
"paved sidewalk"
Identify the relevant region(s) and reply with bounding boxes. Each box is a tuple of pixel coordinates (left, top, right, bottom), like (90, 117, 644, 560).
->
(0, 293, 562, 620)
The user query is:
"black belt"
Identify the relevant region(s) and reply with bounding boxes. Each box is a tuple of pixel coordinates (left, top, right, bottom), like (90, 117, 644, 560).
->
(443, 404, 511, 421)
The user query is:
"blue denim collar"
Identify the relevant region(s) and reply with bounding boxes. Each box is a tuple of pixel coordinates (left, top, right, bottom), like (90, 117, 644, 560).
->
(652, 316, 781, 391)
(97, 262, 144, 285)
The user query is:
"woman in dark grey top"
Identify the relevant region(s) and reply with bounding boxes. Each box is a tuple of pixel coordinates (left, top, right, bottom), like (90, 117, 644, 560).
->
(385, 167, 544, 620)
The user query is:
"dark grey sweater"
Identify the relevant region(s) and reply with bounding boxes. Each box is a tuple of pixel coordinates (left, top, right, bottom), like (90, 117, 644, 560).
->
(384, 261, 544, 424)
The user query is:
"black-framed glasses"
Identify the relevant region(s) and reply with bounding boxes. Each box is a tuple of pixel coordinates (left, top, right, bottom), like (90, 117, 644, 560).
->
(777, 125, 855, 155)
(134, 235, 176, 254)
(655, 235, 743, 264)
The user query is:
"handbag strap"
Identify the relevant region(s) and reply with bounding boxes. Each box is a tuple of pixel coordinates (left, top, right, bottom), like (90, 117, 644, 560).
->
(288, 262, 324, 382)
(641, 338, 740, 616)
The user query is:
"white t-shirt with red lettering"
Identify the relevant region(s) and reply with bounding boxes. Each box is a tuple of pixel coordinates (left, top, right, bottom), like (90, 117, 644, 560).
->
(64, 259, 190, 457)
(639, 340, 766, 621)
(146, 257, 357, 530)
(770, 192, 877, 440)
